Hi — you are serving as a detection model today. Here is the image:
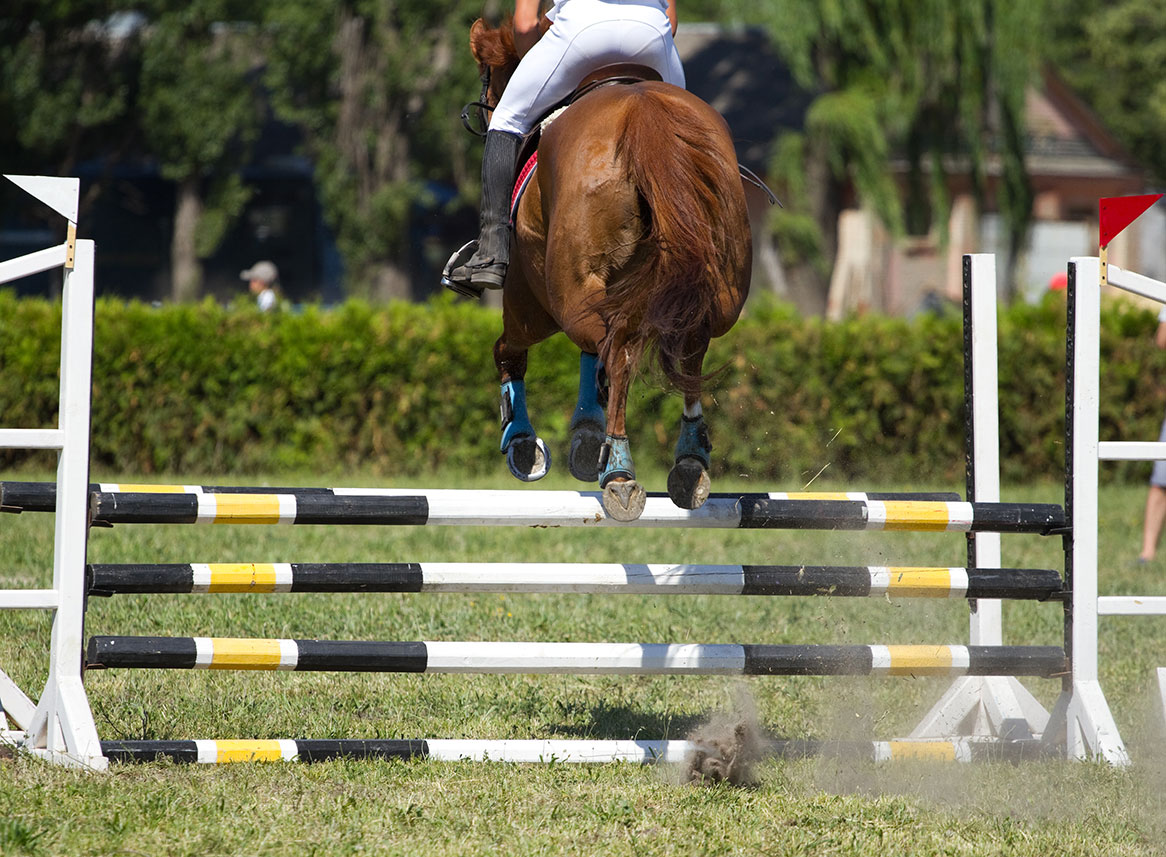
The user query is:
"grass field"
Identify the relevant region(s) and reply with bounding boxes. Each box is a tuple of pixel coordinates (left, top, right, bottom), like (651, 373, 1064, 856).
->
(2, 466, 1166, 856)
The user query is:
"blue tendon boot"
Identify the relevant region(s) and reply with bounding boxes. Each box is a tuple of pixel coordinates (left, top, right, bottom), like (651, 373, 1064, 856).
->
(500, 379, 550, 481)
(568, 352, 606, 482)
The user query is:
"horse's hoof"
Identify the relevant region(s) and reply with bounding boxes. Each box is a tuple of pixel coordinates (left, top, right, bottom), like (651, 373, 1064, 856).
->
(667, 457, 711, 510)
(506, 436, 551, 482)
(602, 479, 646, 522)
(568, 421, 604, 482)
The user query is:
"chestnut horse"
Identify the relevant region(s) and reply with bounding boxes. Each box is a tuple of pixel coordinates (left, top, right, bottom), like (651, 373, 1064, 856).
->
(468, 18, 751, 521)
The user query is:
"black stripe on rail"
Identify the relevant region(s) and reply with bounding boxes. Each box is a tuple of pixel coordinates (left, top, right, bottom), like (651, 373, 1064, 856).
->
(295, 640, 428, 672)
(967, 503, 1068, 534)
(0, 481, 52, 512)
(87, 564, 193, 594)
(290, 563, 424, 592)
(966, 646, 1068, 677)
(736, 499, 866, 530)
(86, 636, 198, 669)
(742, 645, 873, 675)
(89, 493, 201, 525)
(292, 495, 429, 525)
(102, 740, 202, 764)
(294, 739, 428, 761)
(964, 568, 1064, 601)
(742, 567, 874, 596)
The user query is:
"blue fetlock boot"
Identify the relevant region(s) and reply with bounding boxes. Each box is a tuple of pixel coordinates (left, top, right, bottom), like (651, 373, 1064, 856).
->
(568, 353, 606, 482)
(500, 379, 550, 481)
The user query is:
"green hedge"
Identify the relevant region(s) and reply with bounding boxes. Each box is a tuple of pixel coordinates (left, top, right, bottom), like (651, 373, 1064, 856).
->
(2, 290, 1164, 484)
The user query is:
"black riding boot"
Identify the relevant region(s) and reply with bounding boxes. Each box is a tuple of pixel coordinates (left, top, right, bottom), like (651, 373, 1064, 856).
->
(448, 129, 522, 294)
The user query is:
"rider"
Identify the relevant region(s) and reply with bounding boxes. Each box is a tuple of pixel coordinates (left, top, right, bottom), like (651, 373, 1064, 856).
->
(446, 0, 683, 297)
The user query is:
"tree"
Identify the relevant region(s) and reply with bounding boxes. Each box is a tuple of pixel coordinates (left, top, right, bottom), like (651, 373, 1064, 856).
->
(1050, 0, 1166, 184)
(719, 0, 1048, 303)
(0, 5, 139, 239)
(264, 1, 483, 300)
(136, 1, 264, 302)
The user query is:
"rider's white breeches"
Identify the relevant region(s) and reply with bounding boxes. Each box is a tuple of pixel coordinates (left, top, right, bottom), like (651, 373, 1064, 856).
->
(488, 0, 685, 136)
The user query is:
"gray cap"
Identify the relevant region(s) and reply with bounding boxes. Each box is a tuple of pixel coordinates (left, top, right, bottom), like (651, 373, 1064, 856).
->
(240, 260, 279, 284)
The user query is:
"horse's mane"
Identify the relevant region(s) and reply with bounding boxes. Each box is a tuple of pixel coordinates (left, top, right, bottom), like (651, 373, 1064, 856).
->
(470, 18, 520, 90)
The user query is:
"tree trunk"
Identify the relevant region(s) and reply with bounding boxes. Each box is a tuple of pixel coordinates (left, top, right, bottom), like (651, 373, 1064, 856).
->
(784, 146, 839, 316)
(171, 176, 203, 302)
(369, 262, 413, 302)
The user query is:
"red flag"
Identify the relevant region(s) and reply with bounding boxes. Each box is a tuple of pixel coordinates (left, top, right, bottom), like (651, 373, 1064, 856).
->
(1099, 194, 1164, 247)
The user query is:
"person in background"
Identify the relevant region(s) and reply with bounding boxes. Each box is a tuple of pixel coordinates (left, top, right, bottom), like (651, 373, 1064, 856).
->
(240, 260, 280, 312)
(1139, 306, 1166, 563)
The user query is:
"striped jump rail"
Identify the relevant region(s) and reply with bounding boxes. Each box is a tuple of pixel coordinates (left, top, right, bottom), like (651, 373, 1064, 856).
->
(84, 637, 1068, 677)
(0, 480, 961, 514)
(98, 737, 1051, 765)
(86, 562, 1065, 601)
(74, 489, 1066, 533)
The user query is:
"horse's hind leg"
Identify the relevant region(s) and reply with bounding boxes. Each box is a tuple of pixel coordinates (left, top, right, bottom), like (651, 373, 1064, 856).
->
(495, 339, 551, 482)
(598, 332, 646, 522)
(568, 352, 606, 482)
(667, 341, 714, 510)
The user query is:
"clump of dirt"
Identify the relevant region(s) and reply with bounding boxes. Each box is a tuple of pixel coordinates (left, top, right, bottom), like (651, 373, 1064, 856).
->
(683, 696, 769, 787)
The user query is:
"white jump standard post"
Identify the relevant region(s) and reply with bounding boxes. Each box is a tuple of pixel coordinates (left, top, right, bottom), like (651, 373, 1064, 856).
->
(0, 175, 105, 769)
(1043, 256, 1129, 764)
(909, 254, 1052, 745)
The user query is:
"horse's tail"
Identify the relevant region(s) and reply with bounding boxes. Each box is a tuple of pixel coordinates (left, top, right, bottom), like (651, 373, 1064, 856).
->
(599, 86, 746, 395)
